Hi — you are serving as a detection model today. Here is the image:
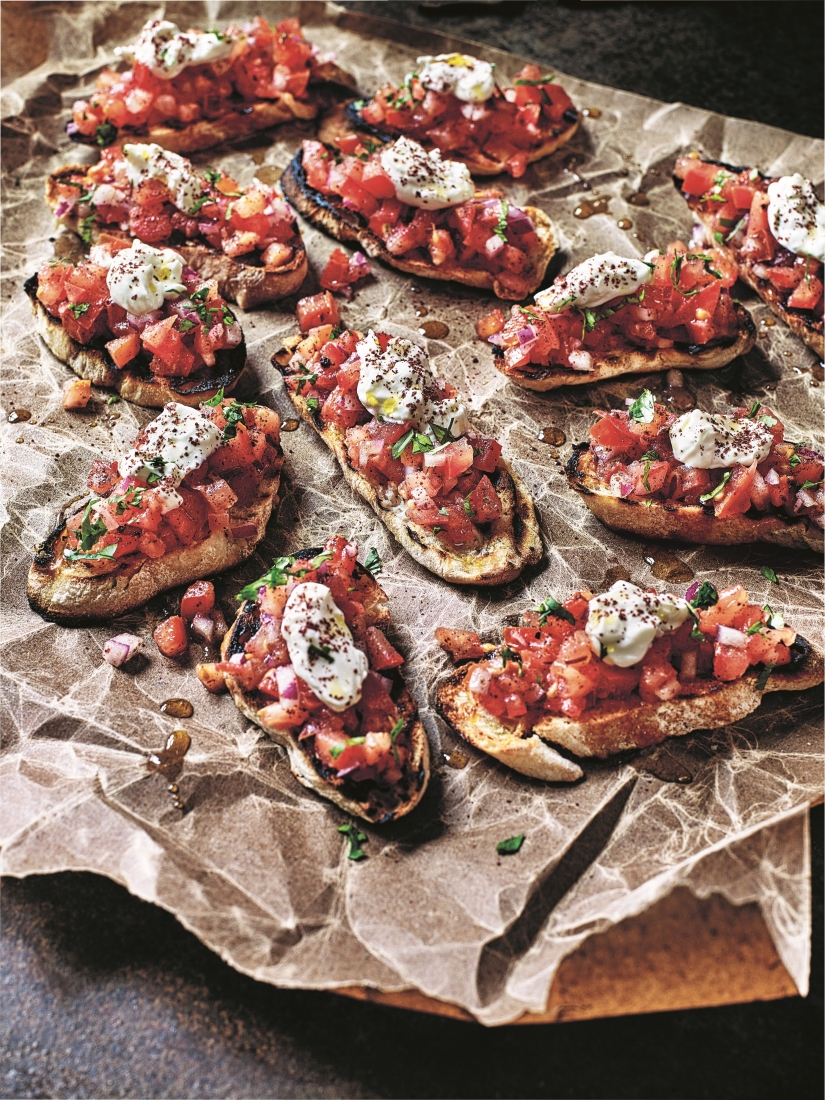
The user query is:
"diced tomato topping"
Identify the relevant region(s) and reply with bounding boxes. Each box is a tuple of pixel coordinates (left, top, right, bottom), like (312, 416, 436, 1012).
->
(62, 378, 91, 409)
(180, 580, 215, 620)
(154, 616, 189, 658)
(296, 290, 340, 332)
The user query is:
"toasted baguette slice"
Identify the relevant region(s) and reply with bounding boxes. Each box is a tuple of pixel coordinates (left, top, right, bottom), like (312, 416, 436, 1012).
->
(438, 639, 822, 774)
(567, 443, 824, 553)
(272, 336, 542, 586)
(673, 158, 824, 358)
(280, 146, 557, 300)
(221, 550, 429, 823)
(321, 100, 580, 178)
(24, 272, 246, 408)
(68, 61, 357, 156)
(27, 443, 283, 626)
(45, 168, 308, 310)
(491, 303, 756, 391)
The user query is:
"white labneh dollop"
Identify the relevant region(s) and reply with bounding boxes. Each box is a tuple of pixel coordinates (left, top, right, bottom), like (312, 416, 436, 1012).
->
(355, 330, 469, 436)
(119, 403, 222, 513)
(117, 19, 234, 81)
(585, 581, 690, 668)
(123, 143, 203, 214)
(281, 582, 369, 712)
(534, 251, 654, 312)
(414, 53, 495, 103)
(379, 137, 474, 210)
(107, 240, 187, 315)
(766, 174, 825, 262)
(669, 409, 774, 470)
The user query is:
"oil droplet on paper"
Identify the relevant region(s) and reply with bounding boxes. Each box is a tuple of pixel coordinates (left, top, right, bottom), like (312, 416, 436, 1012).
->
(603, 565, 632, 588)
(644, 550, 694, 583)
(617, 218, 633, 230)
(664, 368, 694, 413)
(8, 408, 31, 423)
(628, 192, 650, 207)
(443, 750, 468, 769)
(282, 418, 300, 432)
(415, 305, 428, 317)
(148, 729, 191, 810)
(763, 316, 776, 326)
(581, 106, 602, 118)
(573, 196, 610, 219)
(160, 697, 194, 719)
(537, 426, 566, 445)
(419, 320, 449, 340)
(254, 163, 281, 184)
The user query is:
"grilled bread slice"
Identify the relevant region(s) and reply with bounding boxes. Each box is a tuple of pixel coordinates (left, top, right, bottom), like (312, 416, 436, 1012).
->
(321, 100, 579, 178)
(491, 304, 757, 391)
(24, 272, 247, 409)
(280, 144, 557, 300)
(567, 443, 824, 553)
(272, 335, 542, 586)
(45, 168, 308, 310)
(673, 157, 824, 358)
(220, 550, 430, 823)
(437, 639, 822, 774)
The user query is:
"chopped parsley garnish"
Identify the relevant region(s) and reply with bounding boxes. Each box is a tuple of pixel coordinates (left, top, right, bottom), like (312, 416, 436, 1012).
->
(496, 834, 525, 855)
(294, 373, 317, 394)
(760, 566, 778, 584)
(763, 605, 784, 629)
(689, 581, 719, 610)
(390, 428, 433, 459)
(65, 543, 117, 563)
(747, 401, 761, 418)
(755, 664, 774, 691)
(329, 323, 344, 340)
(493, 199, 509, 243)
(670, 252, 721, 295)
(430, 419, 455, 445)
(518, 306, 541, 323)
(515, 73, 555, 85)
(188, 195, 211, 215)
(204, 168, 222, 185)
(78, 499, 106, 551)
(699, 471, 731, 503)
(306, 397, 320, 412)
(177, 318, 197, 333)
(364, 548, 382, 576)
(713, 231, 725, 243)
(801, 479, 823, 489)
(236, 550, 333, 601)
(190, 286, 209, 303)
(438, 507, 450, 516)
(338, 823, 367, 861)
(640, 449, 659, 492)
(628, 389, 655, 424)
(331, 736, 366, 759)
(69, 302, 90, 318)
(203, 386, 225, 406)
(389, 716, 404, 765)
(94, 121, 117, 147)
(308, 642, 333, 662)
(78, 215, 97, 244)
(462, 498, 473, 517)
(206, 28, 228, 41)
(746, 620, 766, 635)
(106, 395, 120, 405)
(535, 595, 575, 626)
(758, 414, 777, 428)
(500, 646, 522, 668)
(219, 398, 257, 443)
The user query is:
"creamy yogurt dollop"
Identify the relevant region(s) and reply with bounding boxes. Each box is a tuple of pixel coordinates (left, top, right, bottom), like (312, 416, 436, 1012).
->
(379, 137, 474, 210)
(413, 53, 496, 103)
(535, 251, 654, 313)
(585, 581, 690, 668)
(122, 143, 203, 214)
(766, 173, 825, 262)
(669, 410, 774, 470)
(106, 240, 187, 315)
(117, 19, 234, 81)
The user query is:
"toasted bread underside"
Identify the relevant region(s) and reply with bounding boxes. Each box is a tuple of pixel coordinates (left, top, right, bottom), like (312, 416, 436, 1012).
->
(24, 273, 247, 408)
(567, 444, 824, 553)
(45, 168, 308, 310)
(280, 148, 557, 300)
(319, 100, 580, 177)
(272, 337, 543, 586)
(220, 552, 430, 823)
(437, 639, 823, 774)
(66, 62, 357, 155)
(673, 162, 824, 358)
(27, 457, 282, 625)
(493, 303, 757, 391)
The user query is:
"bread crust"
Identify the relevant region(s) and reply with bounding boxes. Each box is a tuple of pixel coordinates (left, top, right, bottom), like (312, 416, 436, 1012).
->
(491, 303, 757, 391)
(437, 640, 823, 772)
(220, 553, 430, 823)
(280, 146, 557, 300)
(27, 456, 283, 625)
(24, 273, 247, 408)
(46, 167, 308, 310)
(567, 443, 824, 553)
(673, 159, 824, 358)
(319, 100, 580, 177)
(272, 335, 543, 586)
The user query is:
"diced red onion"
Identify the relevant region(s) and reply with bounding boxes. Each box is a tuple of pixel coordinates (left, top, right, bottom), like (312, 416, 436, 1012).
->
(66, 121, 79, 137)
(127, 310, 163, 330)
(796, 489, 818, 509)
(795, 446, 824, 460)
(349, 251, 371, 278)
(517, 324, 537, 347)
(276, 664, 298, 701)
(55, 199, 75, 218)
(568, 350, 594, 371)
(223, 321, 243, 347)
(506, 207, 534, 233)
(752, 264, 769, 279)
(684, 581, 700, 602)
(230, 522, 258, 539)
(609, 473, 634, 498)
(190, 614, 215, 643)
(487, 332, 507, 346)
(468, 665, 492, 695)
(765, 467, 780, 486)
(103, 633, 143, 668)
(182, 267, 199, 280)
(365, 439, 384, 455)
(485, 234, 505, 258)
(717, 625, 748, 648)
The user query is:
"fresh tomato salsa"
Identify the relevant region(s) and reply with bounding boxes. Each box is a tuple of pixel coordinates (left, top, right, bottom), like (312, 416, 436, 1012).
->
(354, 62, 576, 178)
(674, 157, 824, 319)
(283, 325, 506, 549)
(298, 138, 543, 297)
(438, 582, 799, 724)
(477, 243, 742, 375)
(69, 17, 323, 144)
(216, 536, 412, 789)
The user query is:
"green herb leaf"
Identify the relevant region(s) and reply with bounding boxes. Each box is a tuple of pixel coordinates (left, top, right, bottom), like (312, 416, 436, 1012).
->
(236, 555, 294, 601)
(628, 389, 655, 424)
(496, 834, 525, 855)
(411, 431, 433, 455)
(69, 302, 90, 318)
(689, 581, 719, 610)
(430, 419, 455, 445)
(801, 479, 823, 489)
(755, 664, 774, 691)
(78, 215, 97, 244)
(746, 620, 766, 635)
(329, 323, 344, 340)
(493, 198, 509, 243)
(640, 449, 659, 493)
(338, 823, 367, 861)
(331, 735, 366, 759)
(106, 395, 120, 405)
(535, 595, 575, 626)
(747, 401, 761, 418)
(64, 543, 118, 562)
(308, 641, 332, 663)
(713, 231, 724, 243)
(389, 716, 404, 765)
(514, 74, 555, 85)
(177, 318, 197, 333)
(94, 121, 117, 147)
(788, 452, 802, 468)
(203, 387, 225, 407)
(306, 397, 320, 413)
(391, 427, 416, 460)
(699, 470, 731, 503)
(78, 499, 106, 551)
(188, 195, 211, 215)
(190, 286, 209, 303)
(760, 566, 778, 584)
(364, 548, 382, 577)
(500, 646, 522, 668)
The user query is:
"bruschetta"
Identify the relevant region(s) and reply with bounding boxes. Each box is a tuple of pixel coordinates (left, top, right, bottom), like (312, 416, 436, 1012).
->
(67, 16, 355, 155)
(436, 580, 823, 779)
(205, 537, 429, 823)
(25, 239, 246, 407)
(272, 324, 542, 586)
(280, 137, 557, 300)
(28, 397, 283, 624)
(673, 156, 824, 357)
(567, 391, 824, 552)
(476, 244, 756, 390)
(326, 56, 578, 179)
(46, 144, 307, 309)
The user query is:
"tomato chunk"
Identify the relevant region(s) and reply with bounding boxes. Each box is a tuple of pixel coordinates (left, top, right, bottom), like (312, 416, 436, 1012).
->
(180, 580, 215, 620)
(154, 616, 189, 658)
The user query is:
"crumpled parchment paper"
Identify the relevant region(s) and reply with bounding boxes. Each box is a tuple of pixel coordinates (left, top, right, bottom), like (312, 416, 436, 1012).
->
(1, 2, 822, 1026)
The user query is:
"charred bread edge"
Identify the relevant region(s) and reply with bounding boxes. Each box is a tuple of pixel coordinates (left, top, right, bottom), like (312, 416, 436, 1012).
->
(24, 272, 247, 408)
(280, 147, 557, 300)
(328, 99, 581, 178)
(672, 159, 824, 358)
(45, 168, 309, 310)
(272, 337, 543, 586)
(26, 448, 283, 625)
(490, 303, 757, 391)
(567, 443, 824, 553)
(220, 549, 430, 823)
(437, 637, 823, 763)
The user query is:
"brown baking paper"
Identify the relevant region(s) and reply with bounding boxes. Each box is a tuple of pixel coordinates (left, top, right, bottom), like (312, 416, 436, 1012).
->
(1, 2, 822, 1025)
